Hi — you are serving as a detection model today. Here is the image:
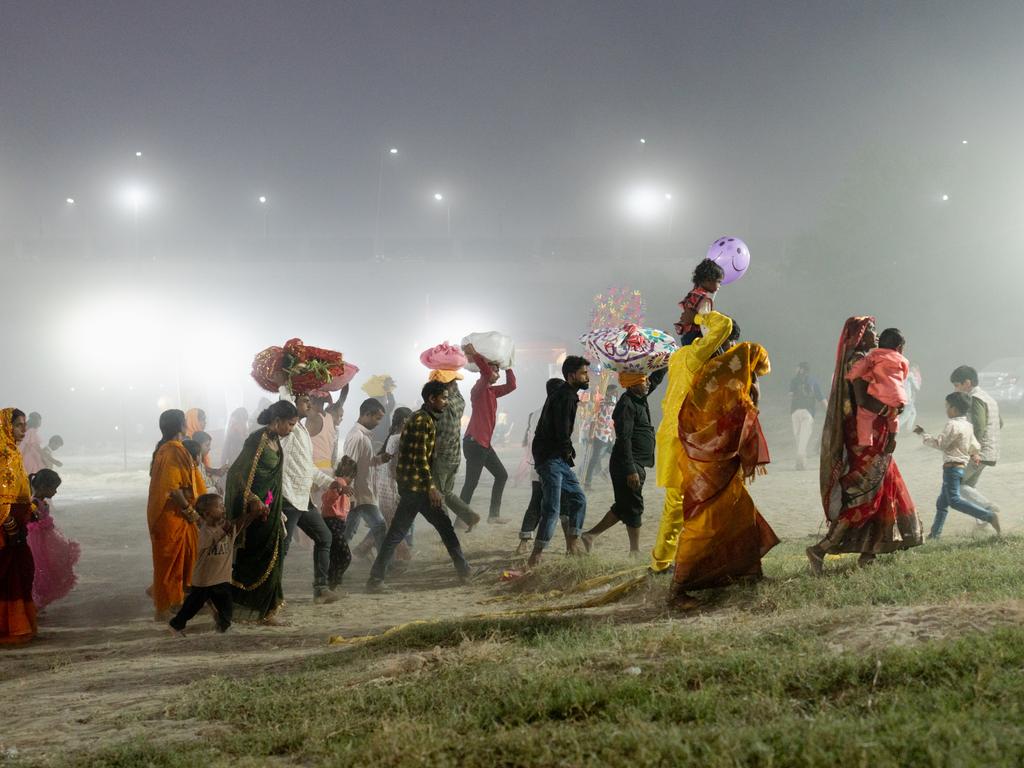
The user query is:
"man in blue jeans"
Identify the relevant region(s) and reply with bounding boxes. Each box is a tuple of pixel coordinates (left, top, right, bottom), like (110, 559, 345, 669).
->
(528, 355, 591, 567)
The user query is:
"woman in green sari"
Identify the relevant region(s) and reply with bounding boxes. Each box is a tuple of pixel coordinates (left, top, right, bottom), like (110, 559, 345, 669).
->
(226, 400, 298, 623)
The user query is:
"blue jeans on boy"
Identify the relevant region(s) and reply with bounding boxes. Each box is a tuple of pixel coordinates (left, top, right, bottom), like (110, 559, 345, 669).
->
(930, 465, 994, 538)
(535, 458, 586, 549)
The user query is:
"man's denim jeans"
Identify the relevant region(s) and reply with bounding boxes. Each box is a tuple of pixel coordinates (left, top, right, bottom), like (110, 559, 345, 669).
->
(535, 458, 586, 549)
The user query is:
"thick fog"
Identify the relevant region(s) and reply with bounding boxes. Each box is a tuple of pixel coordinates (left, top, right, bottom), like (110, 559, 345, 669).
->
(2, 1, 1023, 457)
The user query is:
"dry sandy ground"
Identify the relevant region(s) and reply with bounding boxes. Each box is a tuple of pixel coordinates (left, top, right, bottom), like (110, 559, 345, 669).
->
(2, 407, 1022, 761)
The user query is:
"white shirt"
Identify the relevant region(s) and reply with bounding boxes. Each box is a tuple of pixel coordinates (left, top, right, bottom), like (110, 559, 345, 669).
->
(343, 422, 380, 507)
(278, 388, 334, 509)
(921, 416, 980, 466)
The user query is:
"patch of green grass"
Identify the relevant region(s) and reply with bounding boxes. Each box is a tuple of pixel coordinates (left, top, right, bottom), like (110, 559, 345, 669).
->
(691, 536, 1024, 614)
(57, 610, 1024, 768)
(44, 536, 1024, 768)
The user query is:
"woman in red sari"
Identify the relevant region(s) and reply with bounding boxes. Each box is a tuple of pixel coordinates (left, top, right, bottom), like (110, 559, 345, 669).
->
(1, 408, 38, 644)
(670, 342, 779, 610)
(806, 317, 922, 572)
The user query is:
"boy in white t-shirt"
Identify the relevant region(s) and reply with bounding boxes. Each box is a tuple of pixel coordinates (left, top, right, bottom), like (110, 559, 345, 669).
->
(914, 391, 1001, 540)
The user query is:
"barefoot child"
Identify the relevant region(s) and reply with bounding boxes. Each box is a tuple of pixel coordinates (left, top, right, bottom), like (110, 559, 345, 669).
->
(168, 493, 259, 635)
(321, 456, 356, 590)
(846, 328, 909, 447)
(26, 469, 80, 609)
(582, 368, 666, 556)
(914, 392, 1001, 539)
(677, 259, 725, 346)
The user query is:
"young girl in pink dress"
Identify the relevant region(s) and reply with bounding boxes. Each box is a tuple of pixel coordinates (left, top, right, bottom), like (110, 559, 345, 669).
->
(26, 469, 81, 609)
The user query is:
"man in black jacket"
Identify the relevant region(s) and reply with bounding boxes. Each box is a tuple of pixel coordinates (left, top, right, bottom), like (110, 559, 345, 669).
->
(581, 367, 667, 555)
(529, 355, 591, 567)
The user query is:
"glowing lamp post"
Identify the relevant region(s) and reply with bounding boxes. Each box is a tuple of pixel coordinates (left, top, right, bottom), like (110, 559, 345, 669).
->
(258, 195, 269, 237)
(120, 184, 150, 259)
(433, 192, 451, 236)
(374, 147, 399, 258)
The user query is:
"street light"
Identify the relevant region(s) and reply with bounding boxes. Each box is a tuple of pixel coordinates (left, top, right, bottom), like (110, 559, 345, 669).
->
(120, 184, 150, 258)
(65, 197, 75, 205)
(374, 147, 399, 258)
(433, 192, 451, 236)
(135, 151, 143, 158)
(258, 195, 269, 237)
(623, 186, 667, 223)
(941, 194, 950, 202)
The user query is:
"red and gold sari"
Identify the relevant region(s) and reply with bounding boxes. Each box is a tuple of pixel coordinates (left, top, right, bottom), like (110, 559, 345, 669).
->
(816, 317, 921, 553)
(672, 343, 779, 594)
(1, 408, 37, 644)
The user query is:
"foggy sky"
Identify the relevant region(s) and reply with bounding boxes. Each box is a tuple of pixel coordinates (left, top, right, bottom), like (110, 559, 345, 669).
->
(2, 1, 1023, 452)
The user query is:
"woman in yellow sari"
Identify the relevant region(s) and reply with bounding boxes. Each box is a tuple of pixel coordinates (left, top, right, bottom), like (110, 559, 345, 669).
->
(670, 342, 779, 609)
(1, 408, 37, 644)
(148, 409, 205, 620)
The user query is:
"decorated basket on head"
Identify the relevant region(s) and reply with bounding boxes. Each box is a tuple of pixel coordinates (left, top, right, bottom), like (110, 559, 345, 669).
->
(461, 331, 515, 372)
(420, 341, 467, 383)
(251, 338, 358, 396)
(579, 324, 677, 376)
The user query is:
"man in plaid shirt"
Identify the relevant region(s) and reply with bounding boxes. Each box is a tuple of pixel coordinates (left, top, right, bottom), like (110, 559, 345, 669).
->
(368, 380, 482, 591)
(430, 375, 481, 530)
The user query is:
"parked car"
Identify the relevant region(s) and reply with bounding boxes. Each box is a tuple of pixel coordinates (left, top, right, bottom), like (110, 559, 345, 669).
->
(979, 357, 1024, 407)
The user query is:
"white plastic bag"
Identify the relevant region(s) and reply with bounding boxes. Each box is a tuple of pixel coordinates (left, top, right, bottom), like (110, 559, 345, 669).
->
(462, 331, 516, 371)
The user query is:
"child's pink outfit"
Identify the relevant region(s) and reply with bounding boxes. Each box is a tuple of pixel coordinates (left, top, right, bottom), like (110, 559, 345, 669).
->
(26, 497, 81, 609)
(321, 478, 352, 521)
(845, 348, 910, 447)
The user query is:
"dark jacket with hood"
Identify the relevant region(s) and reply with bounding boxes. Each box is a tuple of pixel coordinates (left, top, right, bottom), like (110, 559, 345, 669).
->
(531, 378, 580, 466)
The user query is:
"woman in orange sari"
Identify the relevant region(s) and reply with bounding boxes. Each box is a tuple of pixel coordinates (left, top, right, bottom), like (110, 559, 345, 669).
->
(148, 409, 205, 620)
(1, 408, 38, 644)
(806, 317, 921, 571)
(670, 342, 779, 610)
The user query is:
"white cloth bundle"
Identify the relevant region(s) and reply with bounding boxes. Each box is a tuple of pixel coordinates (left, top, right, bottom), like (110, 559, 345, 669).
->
(462, 331, 515, 371)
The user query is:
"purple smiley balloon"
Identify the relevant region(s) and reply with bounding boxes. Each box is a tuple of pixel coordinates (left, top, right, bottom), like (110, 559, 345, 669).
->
(706, 236, 751, 285)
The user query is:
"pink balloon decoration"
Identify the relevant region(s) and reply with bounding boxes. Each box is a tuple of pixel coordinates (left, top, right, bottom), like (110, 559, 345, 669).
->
(706, 236, 750, 285)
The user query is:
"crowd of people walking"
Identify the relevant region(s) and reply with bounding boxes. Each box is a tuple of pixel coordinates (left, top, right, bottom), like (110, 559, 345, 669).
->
(0, 264, 1008, 641)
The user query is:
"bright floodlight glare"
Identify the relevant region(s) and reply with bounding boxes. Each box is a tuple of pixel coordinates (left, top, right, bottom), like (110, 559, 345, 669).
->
(389, 147, 398, 154)
(65, 197, 75, 205)
(120, 184, 150, 212)
(941, 194, 950, 201)
(962, 139, 968, 145)
(433, 192, 444, 201)
(639, 138, 647, 144)
(258, 195, 267, 204)
(624, 187, 667, 222)
(135, 151, 143, 157)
